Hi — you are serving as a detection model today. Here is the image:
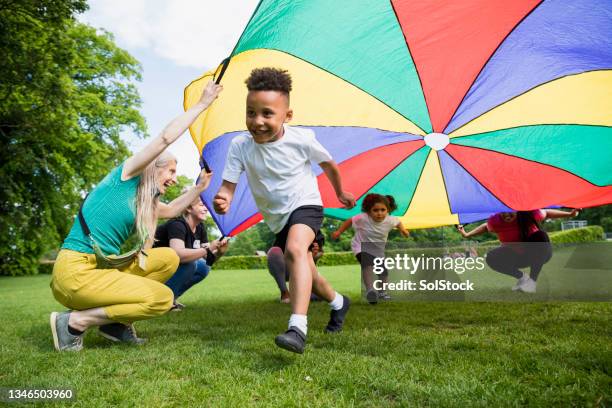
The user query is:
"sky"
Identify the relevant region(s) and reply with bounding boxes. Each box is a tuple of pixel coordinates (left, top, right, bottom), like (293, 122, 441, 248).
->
(79, 0, 259, 178)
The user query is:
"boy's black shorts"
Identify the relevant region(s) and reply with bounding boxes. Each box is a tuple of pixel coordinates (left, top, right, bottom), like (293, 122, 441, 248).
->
(273, 205, 323, 251)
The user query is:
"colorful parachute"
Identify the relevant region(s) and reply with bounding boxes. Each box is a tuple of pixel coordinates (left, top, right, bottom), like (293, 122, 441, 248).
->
(184, 0, 612, 237)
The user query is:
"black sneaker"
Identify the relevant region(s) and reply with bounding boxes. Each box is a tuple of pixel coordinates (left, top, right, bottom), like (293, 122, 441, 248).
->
(274, 326, 307, 354)
(366, 289, 378, 305)
(99, 323, 146, 345)
(325, 295, 351, 333)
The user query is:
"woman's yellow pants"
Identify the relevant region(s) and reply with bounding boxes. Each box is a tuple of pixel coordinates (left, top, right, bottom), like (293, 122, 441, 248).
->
(51, 248, 179, 324)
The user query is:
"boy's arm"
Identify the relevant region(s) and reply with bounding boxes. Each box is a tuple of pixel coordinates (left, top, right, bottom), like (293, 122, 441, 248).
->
(331, 218, 352, 240)
(319, 161, 356, 208)
(213, 180, 237, 214)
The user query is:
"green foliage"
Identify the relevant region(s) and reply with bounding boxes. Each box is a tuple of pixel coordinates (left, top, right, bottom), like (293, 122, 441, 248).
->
(1, 1, 146, 275)
(225, 222, 275, 256)
(316, 251, 358, 266)
(214, 255, 268, 270)
(578, 204, 612, 228)
(549, 226, 604, 244)
(600, 217, 612, 233)
(320, 217, 352, 251)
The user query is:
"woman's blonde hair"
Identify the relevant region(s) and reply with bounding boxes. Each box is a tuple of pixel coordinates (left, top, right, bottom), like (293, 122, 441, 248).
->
(135, 151, 177, 248)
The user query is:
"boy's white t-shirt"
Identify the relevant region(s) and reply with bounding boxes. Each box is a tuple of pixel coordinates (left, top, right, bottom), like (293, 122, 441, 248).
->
(351, 213, 401, 257)
(222, 125, 332, 233)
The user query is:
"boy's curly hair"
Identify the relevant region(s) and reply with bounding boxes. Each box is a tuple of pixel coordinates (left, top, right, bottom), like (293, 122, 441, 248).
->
(245, 68, 292, 95)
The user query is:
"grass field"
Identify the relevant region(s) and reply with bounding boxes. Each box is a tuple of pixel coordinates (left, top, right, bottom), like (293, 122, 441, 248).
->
(1, 266, 610, 407)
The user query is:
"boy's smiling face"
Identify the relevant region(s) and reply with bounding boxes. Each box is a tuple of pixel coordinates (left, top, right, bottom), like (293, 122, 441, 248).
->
(246, 90, 293, 144)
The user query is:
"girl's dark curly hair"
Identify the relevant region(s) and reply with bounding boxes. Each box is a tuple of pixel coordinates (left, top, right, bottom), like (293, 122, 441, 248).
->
(361, 193, 397, 213)
(245, 67, 292, 95)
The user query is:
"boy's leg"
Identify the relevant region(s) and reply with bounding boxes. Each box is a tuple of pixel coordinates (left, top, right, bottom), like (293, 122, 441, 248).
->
(310, 256, 334, 301)
(285, 224, 316, 316)
(274, 224, 313, 353)
(309, 250, 351, 332)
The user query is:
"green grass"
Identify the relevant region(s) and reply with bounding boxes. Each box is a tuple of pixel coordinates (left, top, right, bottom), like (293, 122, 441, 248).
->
(0, 266, 610, 407)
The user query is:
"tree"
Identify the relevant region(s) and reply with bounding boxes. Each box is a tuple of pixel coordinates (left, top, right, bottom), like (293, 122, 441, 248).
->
(0, 0, 146, 275)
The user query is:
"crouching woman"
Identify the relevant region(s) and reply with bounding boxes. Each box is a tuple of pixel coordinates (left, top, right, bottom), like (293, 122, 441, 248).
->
(49, 82, 222, 351)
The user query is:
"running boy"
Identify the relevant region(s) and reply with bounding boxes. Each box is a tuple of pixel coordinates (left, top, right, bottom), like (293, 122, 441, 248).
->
(213, 67, 355, 354)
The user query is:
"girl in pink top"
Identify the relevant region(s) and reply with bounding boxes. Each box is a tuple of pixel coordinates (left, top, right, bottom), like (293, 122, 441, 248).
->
(332, 194, 410, 304)
(458, 209, 579, 293)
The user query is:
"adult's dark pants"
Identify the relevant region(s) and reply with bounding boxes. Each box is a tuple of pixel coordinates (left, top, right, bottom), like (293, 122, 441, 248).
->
(485, 230, 552, 281)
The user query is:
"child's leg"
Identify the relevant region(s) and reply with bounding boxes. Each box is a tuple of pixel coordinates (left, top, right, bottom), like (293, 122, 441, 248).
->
(361, 264, 375, 291)
(310, 256, 335, 302)
(267, 246, 289, 294)
(285, 224, 316, 315)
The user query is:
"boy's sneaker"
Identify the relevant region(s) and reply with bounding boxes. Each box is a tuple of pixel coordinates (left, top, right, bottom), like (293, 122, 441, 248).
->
(366, 289, 378, 305)
(50, 311, 83, 352)
(325, 295, 351, 333)
(518, 277, 537, 294)
(512, 273, 529, 291)
(170, 301, 185, 312)
(99, 323, 146, 345)
(274, 326, 306, 354)
(378, 291, 392, 301)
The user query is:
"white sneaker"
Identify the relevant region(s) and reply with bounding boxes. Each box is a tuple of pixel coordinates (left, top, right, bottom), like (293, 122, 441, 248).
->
(512, 273, 529, 291)
(518, 277, 537, 293)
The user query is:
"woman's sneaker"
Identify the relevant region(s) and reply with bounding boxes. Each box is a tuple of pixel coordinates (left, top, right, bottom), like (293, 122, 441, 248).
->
(512, 273, 529, 291)
(366, 289, 378, 305)
(378, 291, 391, 301)
(50, 311, 83, 352)
(518, 277, 537, 293)
(99, 323, 146, 345)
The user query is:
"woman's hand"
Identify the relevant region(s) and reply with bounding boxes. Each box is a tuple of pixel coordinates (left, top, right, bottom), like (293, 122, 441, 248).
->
(197, 81, 223, 109)
(456, 224, 468, 238)
(196, 169, 213, 191)
(216, 239, 230, 256)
